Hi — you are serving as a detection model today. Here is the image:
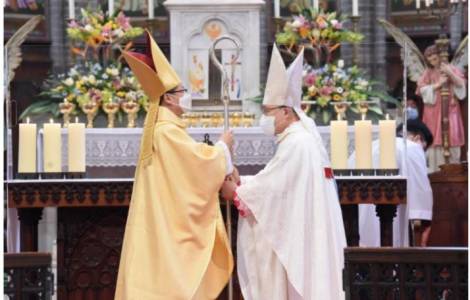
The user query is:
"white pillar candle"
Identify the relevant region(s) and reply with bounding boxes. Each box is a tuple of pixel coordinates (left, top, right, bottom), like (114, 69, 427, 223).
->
(313, 0, 319, 11)
(43, 119, 62, 173)
(352, 0, 359, 16)
(68, 0, 75, 19)
(416, 0, 421, 9)
(148, 0, 154, 19)
(274, 0, 280, 18)
(109, 0, 114, 16)
(18, 118, 37, 173)
(354, 119, 372, 169)
(68, 120, 86, 172)
(379, 115, 397, 169)
(330, 120, 348, 169)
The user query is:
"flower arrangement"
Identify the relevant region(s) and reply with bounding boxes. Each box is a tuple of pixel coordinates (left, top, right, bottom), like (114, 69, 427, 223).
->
(276, 8, 363, 64)
(302, 61, 398, 124)
(21, 9, 148, 125)
(21, 62, 148, 119)
(67, 9, 144, 60)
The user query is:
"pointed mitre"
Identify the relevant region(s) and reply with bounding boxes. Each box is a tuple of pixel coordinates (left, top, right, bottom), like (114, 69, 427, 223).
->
(121, 30, 181, 167)
(263, 44, 304, 108)
(122, 30, 181, 103)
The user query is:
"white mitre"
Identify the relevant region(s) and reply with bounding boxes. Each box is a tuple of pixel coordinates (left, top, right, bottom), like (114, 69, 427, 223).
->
(264, 44, 330, 163)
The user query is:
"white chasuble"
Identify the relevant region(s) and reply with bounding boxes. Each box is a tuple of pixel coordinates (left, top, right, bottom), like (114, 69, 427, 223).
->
(236, 122, 347, 300)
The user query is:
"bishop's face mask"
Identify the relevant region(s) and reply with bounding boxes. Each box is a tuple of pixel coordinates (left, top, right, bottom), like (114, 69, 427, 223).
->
(178, 92, 192, 112)
(259, 114, 276, 136)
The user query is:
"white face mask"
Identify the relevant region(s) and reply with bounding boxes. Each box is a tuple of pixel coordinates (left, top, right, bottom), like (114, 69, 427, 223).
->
(259, 114, 276, 136)
(178, 92, 192, 112)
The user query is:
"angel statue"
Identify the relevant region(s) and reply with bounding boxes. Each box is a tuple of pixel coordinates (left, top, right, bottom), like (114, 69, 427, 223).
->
(379, 19, 467, 172)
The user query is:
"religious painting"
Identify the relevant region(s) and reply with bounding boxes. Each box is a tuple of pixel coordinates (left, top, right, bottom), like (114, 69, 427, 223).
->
(4, 0, 46, 14)
(188, 49, 209, 100)
(100, 0, 167, 17)
(222, 49, 242, 100)
(280, 0, 336, 16)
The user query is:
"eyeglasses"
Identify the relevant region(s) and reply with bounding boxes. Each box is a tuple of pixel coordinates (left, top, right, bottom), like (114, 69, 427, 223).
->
(262, 106, 288, 115)
(167, 88, 188, 94)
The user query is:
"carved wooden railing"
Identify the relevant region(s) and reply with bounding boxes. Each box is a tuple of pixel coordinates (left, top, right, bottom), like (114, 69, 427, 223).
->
(4, 252, 54, 300)
(343, 247, 468, 300)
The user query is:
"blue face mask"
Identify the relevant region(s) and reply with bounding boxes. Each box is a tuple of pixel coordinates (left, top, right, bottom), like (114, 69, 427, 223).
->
(406, 107, 419, 120)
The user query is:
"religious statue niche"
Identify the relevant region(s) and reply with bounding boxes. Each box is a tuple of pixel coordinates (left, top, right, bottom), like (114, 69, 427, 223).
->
(187, 19, 243, 105)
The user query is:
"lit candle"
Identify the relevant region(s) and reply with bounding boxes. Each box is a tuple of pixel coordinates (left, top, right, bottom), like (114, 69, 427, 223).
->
(43, 119, 62, 173)
(416, 0, 421, 9)
(379, 114, 397, 169)
(68, 119, 86, 172)
(109, 0, 114, 16)
(330, 118, 348, 169)
(354, 118, 372, 169)
(68, 0, 75, 19)
(352, 0, 359, 16)
(274, 0, 280, 18)
(425, 0, 430, 7)
(148, 0, 154, 19)
(313, 0, 319, 11)
(18, 117, 37, 173)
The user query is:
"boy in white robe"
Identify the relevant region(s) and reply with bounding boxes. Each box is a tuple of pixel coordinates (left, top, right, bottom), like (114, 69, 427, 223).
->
(221, 45, 347, 300)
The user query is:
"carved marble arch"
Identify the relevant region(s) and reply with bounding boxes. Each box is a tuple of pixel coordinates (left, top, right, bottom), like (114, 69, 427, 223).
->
(185, 17, 244, 108)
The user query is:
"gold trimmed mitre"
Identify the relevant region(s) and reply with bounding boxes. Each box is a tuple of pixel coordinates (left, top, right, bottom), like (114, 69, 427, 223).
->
(122, 30, 181, 166)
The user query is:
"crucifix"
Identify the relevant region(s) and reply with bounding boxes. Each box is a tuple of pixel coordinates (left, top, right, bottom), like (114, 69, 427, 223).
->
(223, 52, 242, 93)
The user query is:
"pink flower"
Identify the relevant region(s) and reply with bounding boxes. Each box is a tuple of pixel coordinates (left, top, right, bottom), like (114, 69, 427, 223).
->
(320, 86, 334, 96)
(304, 73, 316, 86)
(116, 12, 130, 30)
(334, 22, 343, 30)
(68, 20, 79, 28)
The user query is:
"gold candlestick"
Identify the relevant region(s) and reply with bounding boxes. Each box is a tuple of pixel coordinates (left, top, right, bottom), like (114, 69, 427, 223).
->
(102, 102, 120, 128)
(333, 103, 348, 121)
(81, 101, 99, 128)
(121, 100, 140, 128)
(231, 112, 242, 127)
(242, 112, 255, 127)
(201, 112, 211, 128)
(59, 99, 76, 128)
(358, 102, 369, 120)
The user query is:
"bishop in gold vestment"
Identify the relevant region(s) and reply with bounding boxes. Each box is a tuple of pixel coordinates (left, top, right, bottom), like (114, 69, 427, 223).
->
(115, 31, 233, 300)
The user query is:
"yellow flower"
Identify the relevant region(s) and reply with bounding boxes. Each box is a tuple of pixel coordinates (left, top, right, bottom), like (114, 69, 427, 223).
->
(66, 94, 75, 101)
(75, 81, 82, 89)
(308, 85, 317, 97)
(117, 91, 126, 97)
(333, 94, 342, 101)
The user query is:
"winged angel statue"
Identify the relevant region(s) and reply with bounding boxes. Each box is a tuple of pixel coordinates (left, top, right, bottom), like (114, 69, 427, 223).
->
(378, 18, 468, 171)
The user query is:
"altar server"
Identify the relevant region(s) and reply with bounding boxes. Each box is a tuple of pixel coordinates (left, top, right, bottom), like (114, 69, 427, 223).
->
(115, 31, 233, 300)
(349, 119, 434, 247)
(221, 45, 347, 300)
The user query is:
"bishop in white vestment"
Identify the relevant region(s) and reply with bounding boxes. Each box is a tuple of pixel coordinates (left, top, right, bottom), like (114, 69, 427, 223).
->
(221, 45, 347, 300)
(349, 119, 434, 247)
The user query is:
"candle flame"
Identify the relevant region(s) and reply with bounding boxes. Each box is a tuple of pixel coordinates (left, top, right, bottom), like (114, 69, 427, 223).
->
(26, 117, 30, 124)
(50, 118, 54, 124)
(362, 114, 366, 121)
(386, 113, 390, 120)
(75, 117, 79, 123)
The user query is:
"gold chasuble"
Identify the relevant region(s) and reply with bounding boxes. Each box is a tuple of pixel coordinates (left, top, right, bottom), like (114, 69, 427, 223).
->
(115, 31, 233, 300)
